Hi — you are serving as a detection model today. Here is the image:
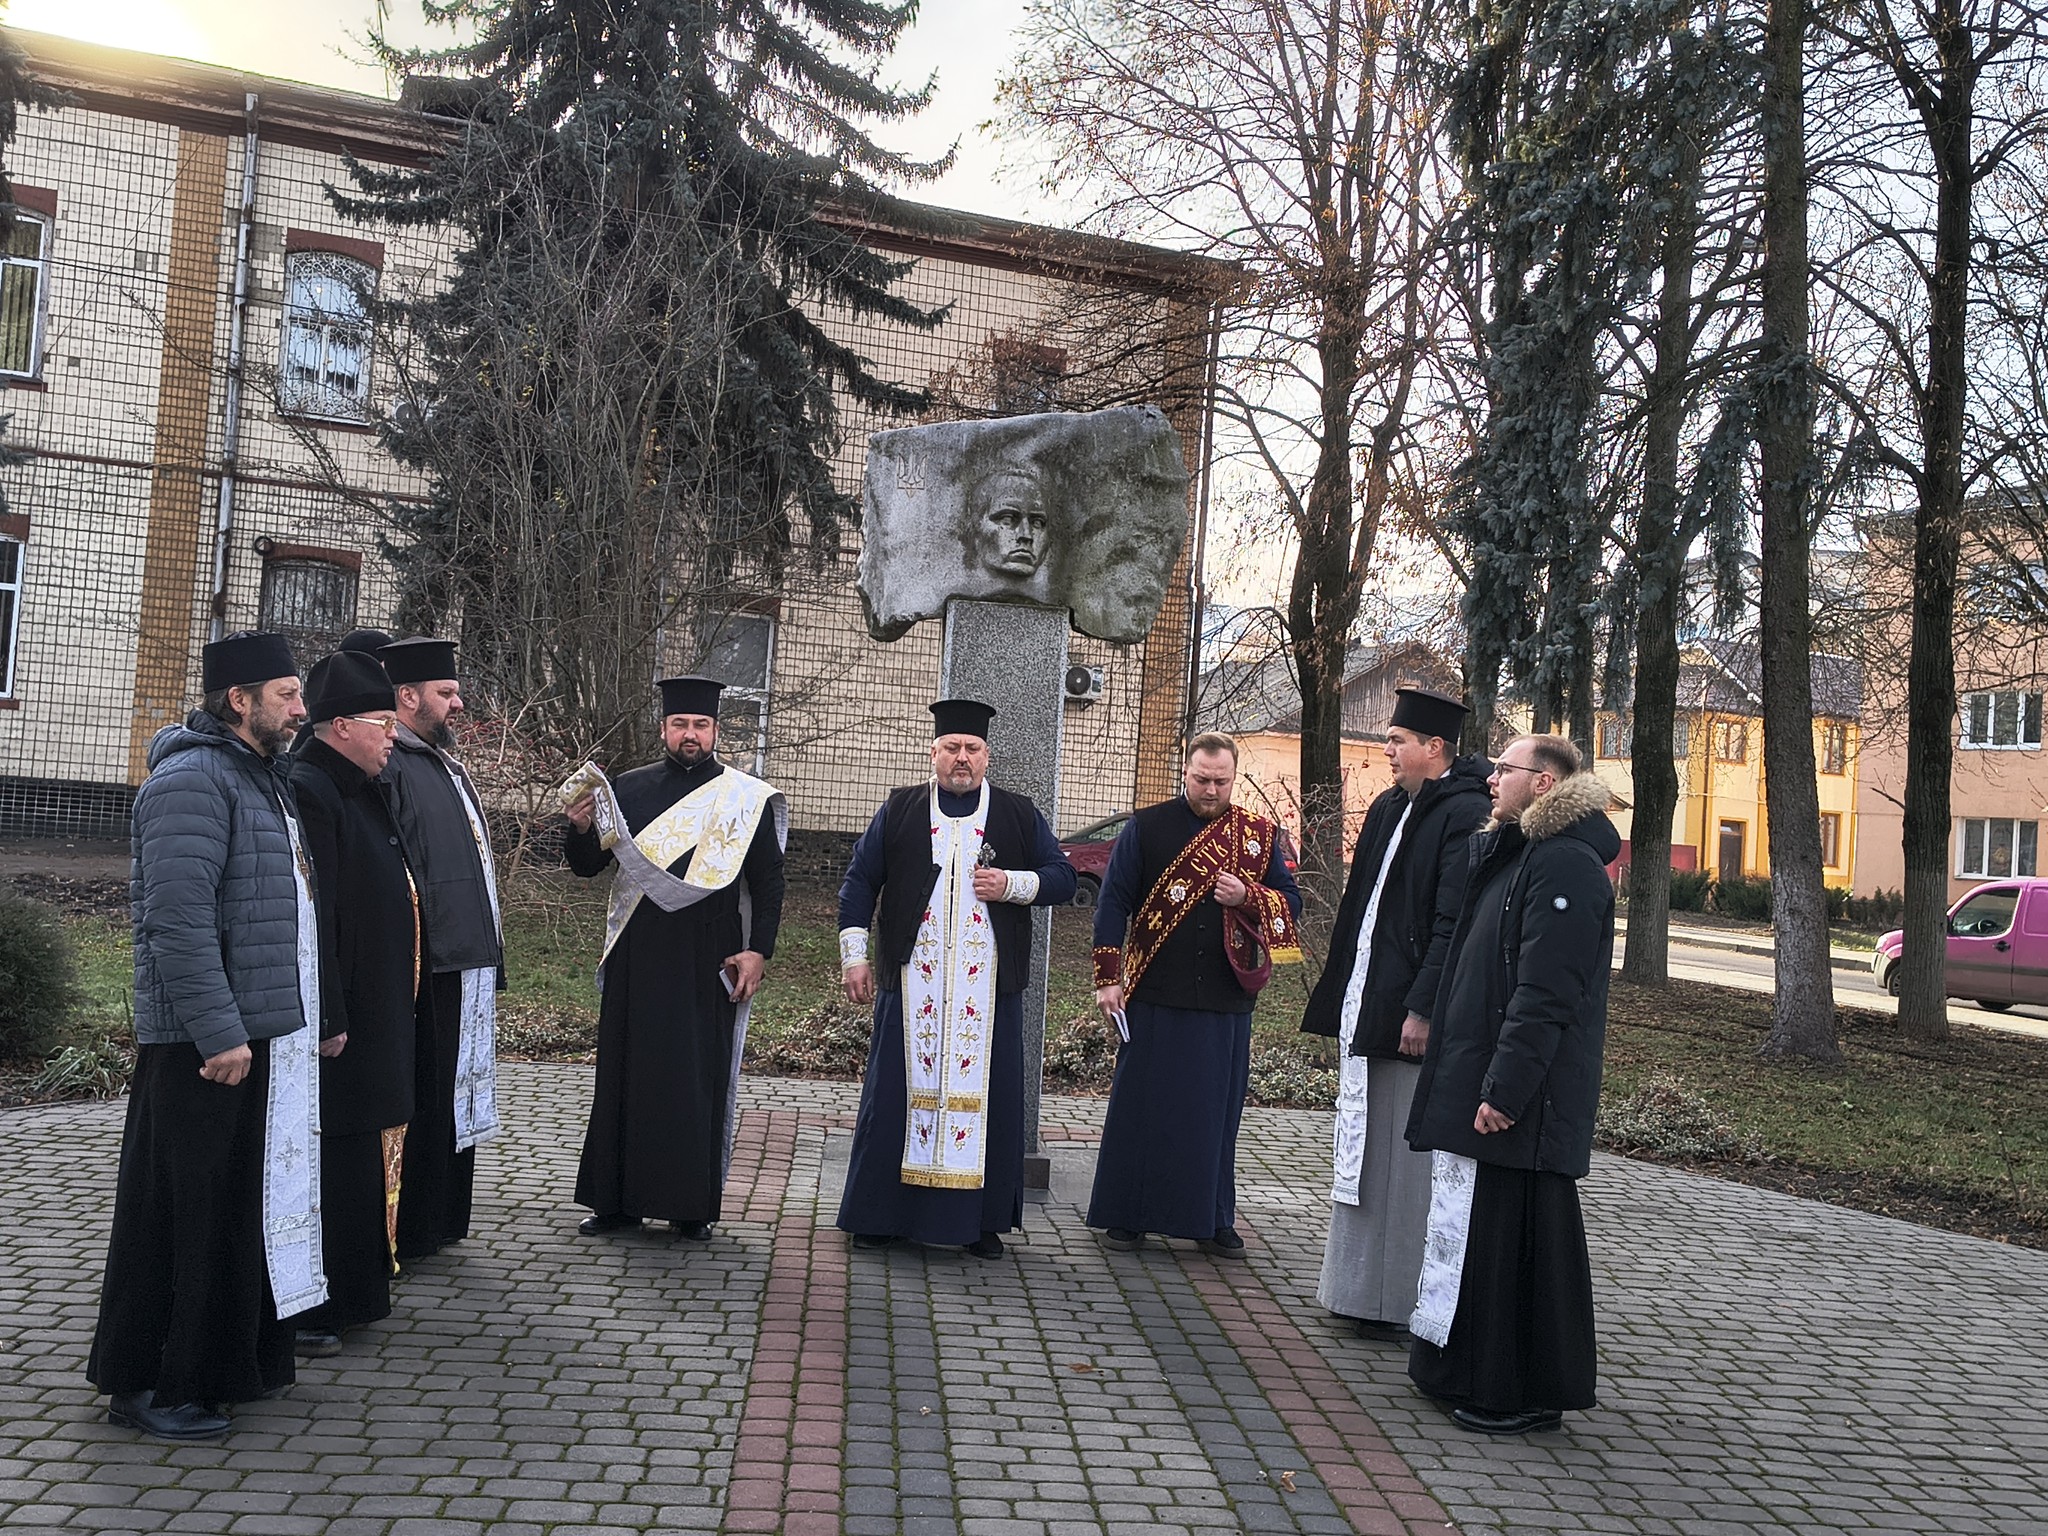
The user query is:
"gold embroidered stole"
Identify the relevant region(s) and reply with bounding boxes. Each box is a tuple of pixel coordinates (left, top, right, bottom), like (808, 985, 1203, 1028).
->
(600, 768, 776, 967)
(1119, 805, 1303, 993)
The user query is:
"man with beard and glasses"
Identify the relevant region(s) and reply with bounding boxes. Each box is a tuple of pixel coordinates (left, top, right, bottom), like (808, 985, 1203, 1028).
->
(562, 676, 787, 1241)
(376, 636, 503, 1259)
(89, 631, 325, 1440)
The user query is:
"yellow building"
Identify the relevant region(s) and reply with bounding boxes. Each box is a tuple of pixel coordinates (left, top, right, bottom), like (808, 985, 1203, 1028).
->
(1592, 640, 1863, 888)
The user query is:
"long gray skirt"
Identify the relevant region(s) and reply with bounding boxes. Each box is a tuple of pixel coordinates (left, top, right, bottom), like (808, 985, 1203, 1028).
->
(1317, 1057, 1430, 1322)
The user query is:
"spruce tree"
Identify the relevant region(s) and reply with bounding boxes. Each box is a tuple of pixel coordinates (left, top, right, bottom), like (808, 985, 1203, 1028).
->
(334, 0, 947, 761)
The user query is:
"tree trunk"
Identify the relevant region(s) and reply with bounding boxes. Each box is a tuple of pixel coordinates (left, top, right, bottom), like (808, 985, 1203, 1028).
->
(1898, 1, 1973, 1045)
(1621, 139, 1702, 987)
(1755, 0, 1839, 1063)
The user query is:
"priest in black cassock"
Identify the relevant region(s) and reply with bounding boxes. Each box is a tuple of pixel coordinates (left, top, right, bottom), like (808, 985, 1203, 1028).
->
(564, 675, 786, 1240)
(287, 650, 419, 1352)
(835, 700, 1076, 1259)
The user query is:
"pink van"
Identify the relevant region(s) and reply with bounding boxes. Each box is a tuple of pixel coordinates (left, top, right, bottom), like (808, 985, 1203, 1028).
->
(1871, 878, 2048, 1011)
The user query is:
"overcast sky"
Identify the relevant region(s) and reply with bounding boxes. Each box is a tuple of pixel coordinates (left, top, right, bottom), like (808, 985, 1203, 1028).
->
(6, 0, 1072, 224)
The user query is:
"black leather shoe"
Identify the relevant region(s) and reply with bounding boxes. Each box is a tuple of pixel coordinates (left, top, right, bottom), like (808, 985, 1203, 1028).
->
(850, 1232, 898, 1249)
(1354, 1318, 1412, 1344)
(672, 1220, 712, 1241)
(1099, 1227, 1146, 1251)
(294, 1329, 342, 1358)
(1452, 1406, 1564, 1436)
(965, 1232, 1004, 1259)
(577, 1213, 643, 1236)
(1198, 1227, 1246, 1259)
(107, 1393, 230, 1441)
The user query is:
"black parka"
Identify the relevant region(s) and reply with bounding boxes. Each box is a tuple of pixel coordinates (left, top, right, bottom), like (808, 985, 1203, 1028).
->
(289, 737, 419, 1135)
(384, 724, 502, 975)
(1404, 772, 1620, 1178)
(1299, 755, 1493, 1057)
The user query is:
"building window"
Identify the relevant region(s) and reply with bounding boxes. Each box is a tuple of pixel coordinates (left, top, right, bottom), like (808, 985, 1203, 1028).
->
(1818, 811, 1842, 869)
(280, 251, 376, 420)
(0, 211, 48, 378)
(258, 553, 359, 656)
(1957, 817, 2038, 879)
(1711, 719, 1747, 763)
(1959, 690, 2043, 750)
(0, 530, 22, 695)
(1597, 715, 1631, 760)
(1819, 720, 1848, 775)
(699, 609, 774, 776)
(989, 334, 1067, 416)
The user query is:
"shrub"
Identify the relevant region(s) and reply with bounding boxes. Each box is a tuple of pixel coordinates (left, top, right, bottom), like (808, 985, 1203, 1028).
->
(1247, 1036, 1338, 1109)
(1043, 1013, 1118, 1092)
(0, 891, 83, 1062)
(1667, 869, 1714, 912)
(32, 1034, 132, 1098)
(1836, 887, 1905, 930)
(1597, 1073, 1761, 1161)
(1712, 874, 1774, 921)
(745, 1004, 872, 1079)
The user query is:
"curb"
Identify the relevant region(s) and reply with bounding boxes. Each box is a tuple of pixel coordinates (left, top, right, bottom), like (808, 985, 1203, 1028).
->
(1616, 919, 1872, 974)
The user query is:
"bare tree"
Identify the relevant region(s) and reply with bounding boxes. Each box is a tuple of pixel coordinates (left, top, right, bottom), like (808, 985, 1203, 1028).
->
(996, 0, 1459, 916)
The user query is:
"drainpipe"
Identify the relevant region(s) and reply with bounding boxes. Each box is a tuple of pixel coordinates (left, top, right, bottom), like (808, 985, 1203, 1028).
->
(209, 91, 260, 642)
(1183, 292, 1224, 742)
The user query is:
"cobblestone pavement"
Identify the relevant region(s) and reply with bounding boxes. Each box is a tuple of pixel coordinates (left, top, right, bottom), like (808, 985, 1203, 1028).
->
(3, 1064, 2043, 1536)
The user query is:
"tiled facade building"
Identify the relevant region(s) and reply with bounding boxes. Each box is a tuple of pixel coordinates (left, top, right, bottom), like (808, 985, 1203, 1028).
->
(0, 29, 1224, 847)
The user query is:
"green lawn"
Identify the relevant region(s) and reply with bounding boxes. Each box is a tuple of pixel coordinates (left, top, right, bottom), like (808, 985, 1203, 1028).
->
(13, 870, 2045, 1246)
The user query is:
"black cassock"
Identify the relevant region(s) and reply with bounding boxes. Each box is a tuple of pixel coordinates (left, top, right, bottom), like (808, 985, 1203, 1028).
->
(287, 738, 418, 1330)
(568, 756, 784, 1227)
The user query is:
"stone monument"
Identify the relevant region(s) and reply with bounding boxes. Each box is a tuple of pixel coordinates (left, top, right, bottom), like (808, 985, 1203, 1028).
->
(859, 405, 1190, 1194)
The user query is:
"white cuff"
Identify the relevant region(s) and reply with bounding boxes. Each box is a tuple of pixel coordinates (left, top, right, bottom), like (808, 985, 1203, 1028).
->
(838, 927, 870, 969)
(1000, 870, 1040, 904)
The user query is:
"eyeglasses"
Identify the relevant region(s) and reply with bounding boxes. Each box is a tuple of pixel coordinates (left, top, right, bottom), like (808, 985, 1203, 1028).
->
(1489, 761, 1550, 779)
(342, 715, 399, 735)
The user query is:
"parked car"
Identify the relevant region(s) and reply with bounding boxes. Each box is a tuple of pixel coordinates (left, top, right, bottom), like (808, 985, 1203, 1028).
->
(1870, 877, 2048, 1011)
(1058, 813, 1297, 908)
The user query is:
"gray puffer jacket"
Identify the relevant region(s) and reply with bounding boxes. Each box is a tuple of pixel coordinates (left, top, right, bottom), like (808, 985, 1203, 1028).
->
(132, 710, 311, 1059)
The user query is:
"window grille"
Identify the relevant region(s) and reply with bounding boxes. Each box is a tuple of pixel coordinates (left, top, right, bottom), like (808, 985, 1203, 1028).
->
(258, 556, 359, 657)
(280, 250, 376, 420)
(0, 213, 47, 378)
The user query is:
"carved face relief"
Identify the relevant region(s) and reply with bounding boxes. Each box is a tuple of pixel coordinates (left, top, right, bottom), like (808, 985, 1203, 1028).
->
(971, 465, 1051, 581)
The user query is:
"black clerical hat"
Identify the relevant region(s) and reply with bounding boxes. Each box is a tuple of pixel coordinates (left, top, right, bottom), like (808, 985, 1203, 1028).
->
(658, 675, 725, 719)
(377, 636, 459, 685)
(305, 650, 397, 726)
(202, 630, 297, 692)
(1389, 686, 1468, 743)
(337, 628, 395, 655)
(929, 698, 996, 742)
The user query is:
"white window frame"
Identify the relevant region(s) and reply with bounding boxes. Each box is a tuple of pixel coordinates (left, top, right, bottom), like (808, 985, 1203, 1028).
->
(0, 210, 49, 380)
(1959, 690, 2043, 750)
(279, 250, 376, 422)
(1956, 817, 2039, 878)
(0, 533, 22, 696)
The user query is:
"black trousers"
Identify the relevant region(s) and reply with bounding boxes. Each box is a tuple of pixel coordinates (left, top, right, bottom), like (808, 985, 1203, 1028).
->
(88, 1041, 296, 1407)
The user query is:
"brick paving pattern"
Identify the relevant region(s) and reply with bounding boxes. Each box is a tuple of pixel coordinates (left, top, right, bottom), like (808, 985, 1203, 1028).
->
(2, 1062, 2044, 1535)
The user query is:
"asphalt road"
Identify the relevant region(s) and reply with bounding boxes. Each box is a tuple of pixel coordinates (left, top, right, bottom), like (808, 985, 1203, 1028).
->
(1653, 936, 2048, 1042)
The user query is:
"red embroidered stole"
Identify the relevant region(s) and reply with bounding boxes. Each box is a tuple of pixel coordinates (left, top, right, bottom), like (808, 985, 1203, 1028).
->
(1098, 805, 1303, 992)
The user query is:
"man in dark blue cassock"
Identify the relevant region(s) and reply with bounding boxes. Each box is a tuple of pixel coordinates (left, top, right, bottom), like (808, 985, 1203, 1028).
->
(835, 699, 1076, 1259)
(1087, 732, 1302, 1256)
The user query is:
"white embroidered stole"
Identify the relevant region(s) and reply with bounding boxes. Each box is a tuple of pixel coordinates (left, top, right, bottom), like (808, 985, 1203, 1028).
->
(899, 781, 996, 1189)
(594, 767, 781, 969)
(440, 753, 503, 1151)
(1331, 802, 1411, 1205)
(266, 799, 329, 1320)
(1410, 1150, 1479, 1346)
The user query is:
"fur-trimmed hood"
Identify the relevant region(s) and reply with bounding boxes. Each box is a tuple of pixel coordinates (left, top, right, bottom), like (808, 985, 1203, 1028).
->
(1518, 771, 1617, 842)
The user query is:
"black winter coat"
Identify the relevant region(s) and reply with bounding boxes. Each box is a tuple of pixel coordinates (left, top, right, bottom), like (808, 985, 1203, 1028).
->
(289, 738, 419, 1135)
(1299, 756, 1492, 1057)
(1404, 772, 1619, 1177)
(384, 725, 502, 975)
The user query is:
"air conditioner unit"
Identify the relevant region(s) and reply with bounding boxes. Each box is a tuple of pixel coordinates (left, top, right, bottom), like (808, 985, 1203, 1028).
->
(1064, 665, 1104, 705)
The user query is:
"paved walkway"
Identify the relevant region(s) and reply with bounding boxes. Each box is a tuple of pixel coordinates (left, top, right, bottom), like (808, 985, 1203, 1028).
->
(3, 1065, 2043, 1536)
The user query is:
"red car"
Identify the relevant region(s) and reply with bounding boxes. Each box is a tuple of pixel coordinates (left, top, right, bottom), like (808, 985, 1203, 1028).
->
(1059, 813, 1297, 908)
